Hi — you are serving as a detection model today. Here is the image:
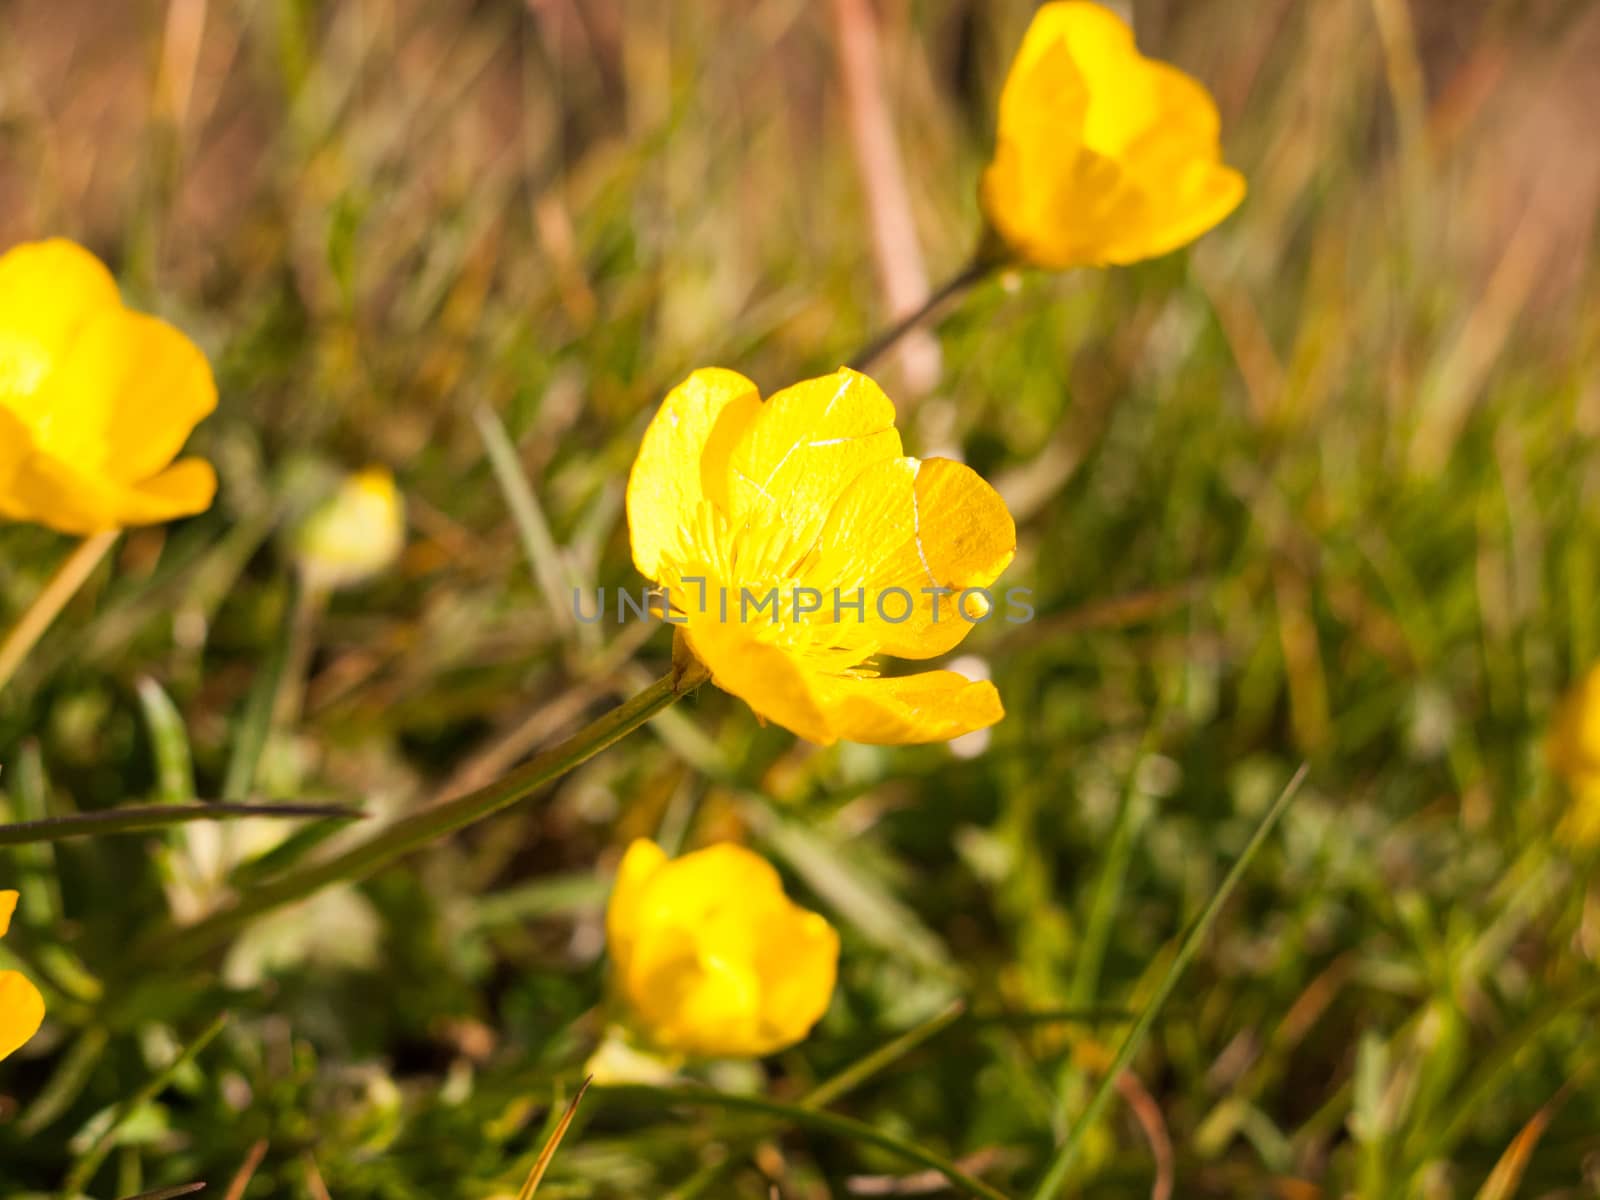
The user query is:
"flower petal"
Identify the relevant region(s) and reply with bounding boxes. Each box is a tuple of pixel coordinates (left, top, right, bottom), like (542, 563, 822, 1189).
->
(808, 456, 1015, 659)
(812, 669, 1005, 745)
(981, 0, 1244, 269)
(754, 907, 839, 1051)
(0, 239, 121, 372)
(32, 308, 218, 481)
(0, 452, 217, 534)
(0, 970, 45, 1062)
(724, 368, 903, 554)
(682, 619, 837, 744)
(686, 618, 1003, 745)
(636, 943, 764, 1056)
(627, 368, 762, 580)
(617, 843, 816, 1057)
(0, 891, 16, 939)
(605, 838, 669, 969)
(1005, 2, 1132, 88)
(1107, 161, 1245, 266)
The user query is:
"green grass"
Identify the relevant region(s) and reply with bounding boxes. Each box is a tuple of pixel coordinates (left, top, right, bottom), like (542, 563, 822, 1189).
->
(4, 0, 1600, 1196)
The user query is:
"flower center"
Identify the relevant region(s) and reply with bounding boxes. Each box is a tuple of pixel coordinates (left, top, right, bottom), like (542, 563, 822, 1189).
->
(664, 503, 879, 675)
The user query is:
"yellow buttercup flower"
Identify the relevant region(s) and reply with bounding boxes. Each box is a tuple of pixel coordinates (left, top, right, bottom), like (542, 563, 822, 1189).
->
(627, 367, 1015, 746)
(606, 839, 838, 1058)
(980, 2, 1246, 269)
(294, 466, 406, 591)
(1548, 664, 1600, 847)
(0, 239, 217, 534)
(0, 890, 46, 1062)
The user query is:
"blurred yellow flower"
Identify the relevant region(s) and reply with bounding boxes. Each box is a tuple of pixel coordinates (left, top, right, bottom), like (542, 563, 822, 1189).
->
(605, 839, 838, 1058)
(1548, 664, 1600, 846)
(980, 2, 1246, 269)
(0, 239, 217, 534)
(627, 367, 1014, 746)
(0, 890, 45, 1063)
(294, 466, 406, 591)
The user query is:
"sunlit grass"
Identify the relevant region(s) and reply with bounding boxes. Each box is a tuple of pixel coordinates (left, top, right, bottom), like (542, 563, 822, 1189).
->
(3, 0, 1599, 1196)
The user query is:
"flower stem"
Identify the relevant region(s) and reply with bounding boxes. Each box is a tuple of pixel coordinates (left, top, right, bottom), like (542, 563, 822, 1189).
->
(0, 530, 120, 694)
(847, 256, 999, 374)
(143, 668, 700, 966)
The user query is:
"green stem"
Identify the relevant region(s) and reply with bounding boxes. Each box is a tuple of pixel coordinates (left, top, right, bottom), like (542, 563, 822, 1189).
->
(1028, 765, 1309, 1200)
(600, 1083, 1012, 1200)
(0, 530, 119, 694)
(847, 256, 998, 374)
(143, 671, 695, 965)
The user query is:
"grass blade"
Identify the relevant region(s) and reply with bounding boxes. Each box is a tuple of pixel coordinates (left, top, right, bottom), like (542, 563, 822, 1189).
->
(63, 1012, 230, 1196)
(516, 1077, 592, 1199)
(0, 803, 365, 847)
(223, 1139, 270, 1200)
(144, 670, 696, 964)
(19, 1026, 112, 1136)
(805, 1001, 966, 1111)
(221, 574, 299, 801)
(136, 677, 198, 804)
(9, 738, 63, 921)
(1028, 764, 1309, 1200)
(1411, 979, 1600, 1169)
(599, 1083, 1011, 1200)
(665, 1003, 969, 1200)
(473, 404, 587, 648)
(1473, 1074, 1581, 1200)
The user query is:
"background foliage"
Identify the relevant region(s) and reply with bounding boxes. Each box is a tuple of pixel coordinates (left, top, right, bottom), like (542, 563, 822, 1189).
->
(3, 0, 1599, 1195)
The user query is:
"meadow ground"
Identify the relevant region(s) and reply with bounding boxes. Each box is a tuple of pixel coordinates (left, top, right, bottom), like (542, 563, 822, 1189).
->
(3, 0, 1600, 1196)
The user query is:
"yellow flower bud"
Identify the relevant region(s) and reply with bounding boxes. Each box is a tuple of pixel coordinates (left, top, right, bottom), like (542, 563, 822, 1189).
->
(980, 2, 1245, 269)
(605, 839, 838, 1058)
(0, 239, 217, 533)
(0, 890, 45, 1062)
(294, 466, 406, 591)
